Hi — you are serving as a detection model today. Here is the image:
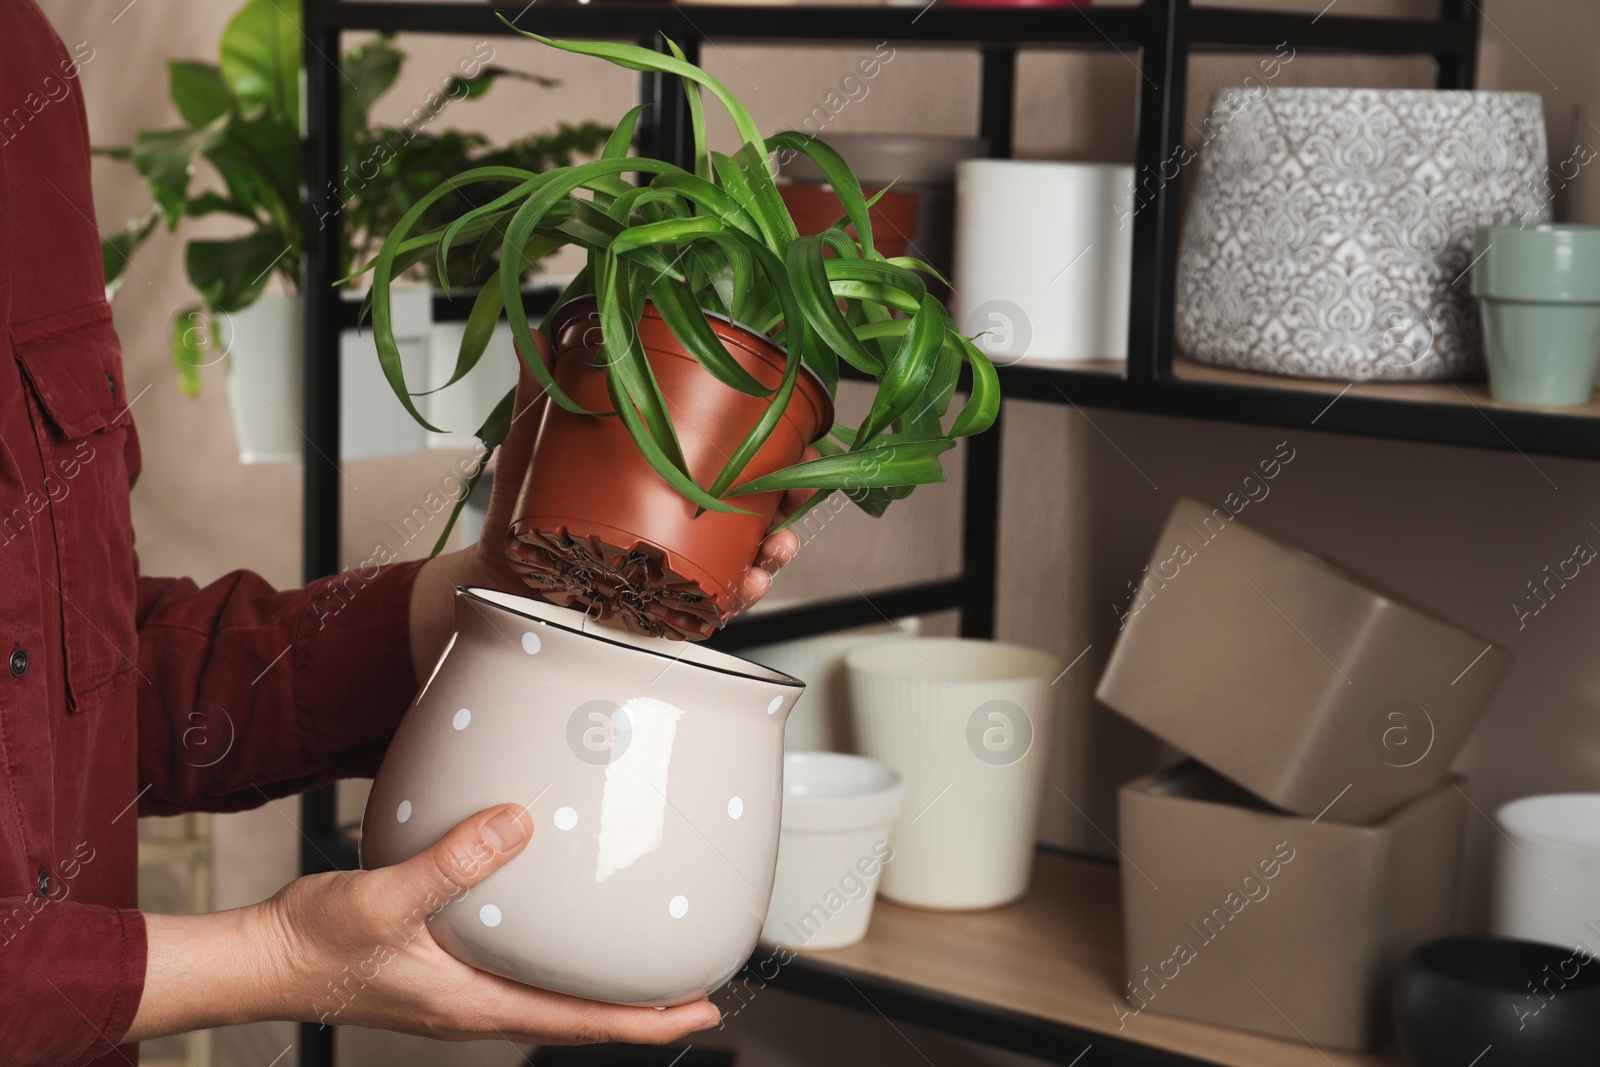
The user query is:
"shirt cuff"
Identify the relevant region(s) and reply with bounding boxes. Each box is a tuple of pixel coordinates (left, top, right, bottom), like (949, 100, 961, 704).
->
(3, 902, 147, 1066)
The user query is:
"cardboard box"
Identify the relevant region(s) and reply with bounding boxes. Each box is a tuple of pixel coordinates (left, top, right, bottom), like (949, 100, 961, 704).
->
(1097, 497, 1510, 824)
(1117, 764, 1466, 1050)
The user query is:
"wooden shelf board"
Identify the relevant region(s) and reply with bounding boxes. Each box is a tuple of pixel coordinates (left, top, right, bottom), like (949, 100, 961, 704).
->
(1171, 356, 1600, 420)
(788, 851, 1404, 1067)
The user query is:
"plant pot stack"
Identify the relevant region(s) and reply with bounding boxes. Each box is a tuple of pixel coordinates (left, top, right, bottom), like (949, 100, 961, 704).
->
(1096, 497, 1512, 1050)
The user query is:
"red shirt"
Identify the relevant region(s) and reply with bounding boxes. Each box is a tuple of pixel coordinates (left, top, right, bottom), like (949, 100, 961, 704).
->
(3, 5, 425, 1063)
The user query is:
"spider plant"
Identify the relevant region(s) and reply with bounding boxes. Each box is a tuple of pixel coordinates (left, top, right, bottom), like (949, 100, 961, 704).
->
(363, 25, 999, 540)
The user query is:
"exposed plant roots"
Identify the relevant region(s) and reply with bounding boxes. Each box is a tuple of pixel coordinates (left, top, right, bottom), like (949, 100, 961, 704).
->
(504, 525, 726, 642)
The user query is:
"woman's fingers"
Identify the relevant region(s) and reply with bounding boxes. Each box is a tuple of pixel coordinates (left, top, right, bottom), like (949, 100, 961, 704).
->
(374, 804, 533, 920)
(464, 977, 721, 1044)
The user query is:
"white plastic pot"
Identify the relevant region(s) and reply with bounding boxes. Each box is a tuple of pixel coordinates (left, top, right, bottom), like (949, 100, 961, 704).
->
(743, 615, 920, 752)
(425, 318, 521, 451)
(218, 290, 433, 464)
(761, 752, 904, 950)
(1492, 794, 1600, 951)
(847, 638, 1060, 910)
(952, 160, 1134, 365)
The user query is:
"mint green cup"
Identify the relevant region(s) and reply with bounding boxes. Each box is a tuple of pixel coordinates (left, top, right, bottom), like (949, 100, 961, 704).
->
(1472, 224, 1600, 406)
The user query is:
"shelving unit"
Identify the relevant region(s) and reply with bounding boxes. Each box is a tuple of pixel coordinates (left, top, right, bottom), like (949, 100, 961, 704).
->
(293, 2, 1501, 1065)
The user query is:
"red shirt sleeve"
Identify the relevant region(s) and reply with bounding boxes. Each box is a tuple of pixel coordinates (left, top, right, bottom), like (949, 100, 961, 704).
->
(0, 897, 146, 1067)
(134, 558, 426, 815)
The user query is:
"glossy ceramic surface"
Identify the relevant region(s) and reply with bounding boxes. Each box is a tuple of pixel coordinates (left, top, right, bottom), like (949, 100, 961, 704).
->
(1395, 936, 1600, 1066)
(362, 587, 803, 1006)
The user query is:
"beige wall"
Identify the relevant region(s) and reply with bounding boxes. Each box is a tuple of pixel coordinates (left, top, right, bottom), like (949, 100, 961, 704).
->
(37, 0, 1600, 1062)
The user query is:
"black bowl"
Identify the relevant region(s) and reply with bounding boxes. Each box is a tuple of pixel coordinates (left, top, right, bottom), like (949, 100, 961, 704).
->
(1395, 936, 1600, 1066)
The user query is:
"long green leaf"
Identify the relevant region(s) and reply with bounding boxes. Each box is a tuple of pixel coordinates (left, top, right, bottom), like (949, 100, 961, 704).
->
(951, 331, 1001, 438)
(647, 274, 771, 397)
(728, 437, 953, 495)
(421, 280, 504, 396)
(604, 374, 750, 515)
(856, 294, 943, 446)
(767, 131, 874, 252)
(786, 234, 883, 375)
(369, 166, 556, 431)
(495, 156, 685, 415)
(499, 27, 767, 158)
(665, 40, 710, 181)
(713, 145, 797, 253)
(648, 172, 762, 241)
(595, 255, 690, 477)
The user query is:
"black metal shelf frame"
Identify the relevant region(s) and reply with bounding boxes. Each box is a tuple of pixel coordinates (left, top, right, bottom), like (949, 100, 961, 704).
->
(296, 2, 1481, 1065)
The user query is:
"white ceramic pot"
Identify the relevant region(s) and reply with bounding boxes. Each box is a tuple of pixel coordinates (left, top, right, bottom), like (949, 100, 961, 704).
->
(218, 290, 433, 463)
(761, 752, 904, 950)
(1491, 794, 1600, 951)
(425, 319, 521, 451)
(1176, 88, 1549, 381)
(951, 160, 1133, 365)
(362, 587, 802, 1005)
(845, 638, 1060, 910)
(743, 615, 920, 752)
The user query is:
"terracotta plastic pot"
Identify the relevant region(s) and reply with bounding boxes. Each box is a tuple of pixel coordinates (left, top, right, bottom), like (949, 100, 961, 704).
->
(362, 586, 804, 1005)
(777, 183, 920, 259)
(505, 297, 833, 641)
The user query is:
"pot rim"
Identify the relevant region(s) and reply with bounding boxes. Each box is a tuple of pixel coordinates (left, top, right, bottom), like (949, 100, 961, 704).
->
(460, 586, 805, 688)
(1406, 935, 1600, 993)
(1496, 792, 1600, 853)
(781, 751, 905, 833)
(548, 294, 835, 437)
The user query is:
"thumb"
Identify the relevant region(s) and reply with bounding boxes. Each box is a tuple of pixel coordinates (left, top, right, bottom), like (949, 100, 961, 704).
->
(383, 803, 533, 908)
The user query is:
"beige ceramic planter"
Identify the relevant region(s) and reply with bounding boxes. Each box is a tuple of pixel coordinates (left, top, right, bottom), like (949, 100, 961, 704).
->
(1097, 497, 1510, 824)
(1118, 764, 1467, 1050)
(362, 587, 803, 1005)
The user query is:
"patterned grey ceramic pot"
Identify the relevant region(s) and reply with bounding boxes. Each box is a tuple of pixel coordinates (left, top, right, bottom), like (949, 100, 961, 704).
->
(1176, 88, 1548, 381)
(362, 587, 802, 1005)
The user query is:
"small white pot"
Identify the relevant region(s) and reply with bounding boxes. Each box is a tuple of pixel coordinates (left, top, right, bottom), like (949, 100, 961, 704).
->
(425, 318, 521, 451)
(761, 752, 904, 950)
(1491, 794, 1600, 951)
(952, 160, 1133, 365)
(218, 290, 433, 464)
(743, 616, 920, 753)
(846, 638, 1060, 910)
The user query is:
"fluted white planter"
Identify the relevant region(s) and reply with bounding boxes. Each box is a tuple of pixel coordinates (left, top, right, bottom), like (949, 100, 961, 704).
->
(1176, 89, 1549, 381)
(743, 615, 920, 753)
(845, 639, 1059, 910)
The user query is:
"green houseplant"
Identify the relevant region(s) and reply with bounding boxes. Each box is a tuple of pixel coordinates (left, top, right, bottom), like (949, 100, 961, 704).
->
(99, 0, 607, 398)
(363, 27, 999, 640)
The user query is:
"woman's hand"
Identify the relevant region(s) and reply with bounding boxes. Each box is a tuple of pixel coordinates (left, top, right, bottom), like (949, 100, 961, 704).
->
(409, 331, 815, 682)
(130, 806, 720, 1044)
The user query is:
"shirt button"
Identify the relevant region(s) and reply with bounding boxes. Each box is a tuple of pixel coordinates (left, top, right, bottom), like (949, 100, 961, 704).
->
(37, 869, 49, 897)
(9, 649, 27, 677)
(107, 371, 117, 397)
